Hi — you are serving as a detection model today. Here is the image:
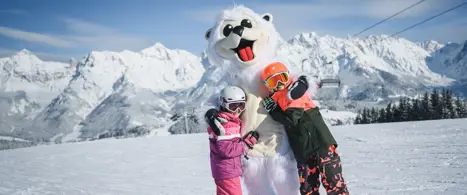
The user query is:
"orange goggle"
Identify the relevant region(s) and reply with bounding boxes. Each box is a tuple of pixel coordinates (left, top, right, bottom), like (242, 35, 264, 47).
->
(264, 71, 290, 90)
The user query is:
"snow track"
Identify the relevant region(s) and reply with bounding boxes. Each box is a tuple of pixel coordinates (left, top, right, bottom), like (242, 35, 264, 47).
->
(1, 119, 466, 195)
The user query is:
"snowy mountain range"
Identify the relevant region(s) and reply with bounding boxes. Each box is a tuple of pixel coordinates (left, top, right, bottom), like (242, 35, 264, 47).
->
(0, 32, 466, 145)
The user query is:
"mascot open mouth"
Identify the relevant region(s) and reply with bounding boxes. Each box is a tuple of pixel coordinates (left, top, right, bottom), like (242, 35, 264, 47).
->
(232, 39, 255, 62)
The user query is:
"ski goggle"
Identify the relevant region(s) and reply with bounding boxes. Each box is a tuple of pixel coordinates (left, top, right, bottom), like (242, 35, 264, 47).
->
(264, 71, 290, 90)
(222, 101, 246, 113)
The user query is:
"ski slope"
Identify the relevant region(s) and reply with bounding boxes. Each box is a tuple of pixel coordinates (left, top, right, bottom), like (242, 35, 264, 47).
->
(1, 119, 467, 195)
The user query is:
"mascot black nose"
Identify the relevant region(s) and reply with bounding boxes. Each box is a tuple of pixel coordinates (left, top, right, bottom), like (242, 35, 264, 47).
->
(233, 26, 244, 36)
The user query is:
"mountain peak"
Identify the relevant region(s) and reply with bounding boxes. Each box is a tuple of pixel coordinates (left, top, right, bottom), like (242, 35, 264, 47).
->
(288, 32, 321, 45)
(11, 49, 42, 63)
(145, 42, 166, 50)
(16, 49, 33, 56)
(298, 32, 318, 38)
(139, 43, 169, 55)
(70, 58, 78, 68)
(153, 42, 166, 48)
(417, 40, 444, 53)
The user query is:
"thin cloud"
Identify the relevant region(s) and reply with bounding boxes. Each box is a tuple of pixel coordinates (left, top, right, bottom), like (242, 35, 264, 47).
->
(62, 18, 116, 35)
(0, 27, 74, 48)
(59, 18, 153, 51)
(60, 18, 152, 51)
(65, 35, 153, 51)
(0, 18, 153, 52)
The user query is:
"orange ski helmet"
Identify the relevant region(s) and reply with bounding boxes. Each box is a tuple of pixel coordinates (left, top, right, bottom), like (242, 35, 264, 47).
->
(261, 62, 291, 91)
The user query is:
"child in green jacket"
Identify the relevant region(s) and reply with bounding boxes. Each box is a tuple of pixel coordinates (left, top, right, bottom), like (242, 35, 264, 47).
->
(260, 62, 350, 195)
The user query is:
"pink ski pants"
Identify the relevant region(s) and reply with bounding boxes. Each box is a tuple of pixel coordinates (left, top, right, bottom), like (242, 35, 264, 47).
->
(214, 177, 242, 195)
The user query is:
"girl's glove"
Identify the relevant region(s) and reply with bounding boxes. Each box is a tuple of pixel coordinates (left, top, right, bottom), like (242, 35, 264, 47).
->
(262, 97, 278, 112)
(204, 108, 228, 136)
(287, 75, 309, 100)
(242, 131, 259, 149)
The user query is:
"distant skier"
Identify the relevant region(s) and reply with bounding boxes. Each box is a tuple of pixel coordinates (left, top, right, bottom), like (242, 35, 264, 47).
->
(205, 86, 259, 195)
(260, 62, 350, 195)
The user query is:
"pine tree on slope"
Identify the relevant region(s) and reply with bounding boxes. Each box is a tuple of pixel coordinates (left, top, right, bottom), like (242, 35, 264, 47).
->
(378, 108, 386, 123)
(440, 88, 448, 119)
(455, 97, 467, 118)
(362, 108, 370, 124)
(410, 99, 421, 121)
(354, 114, 362, 124)
(421, 92, 431, 120)
(370, 107, 378, 123)
(399, 97, 409, 121)
(430, 89, 441, 120)
(446, 89, 456, 119)
(386, 103, 394, 122)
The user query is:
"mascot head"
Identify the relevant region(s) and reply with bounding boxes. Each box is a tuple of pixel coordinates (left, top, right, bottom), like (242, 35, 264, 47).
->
(205, 5, 280, 69)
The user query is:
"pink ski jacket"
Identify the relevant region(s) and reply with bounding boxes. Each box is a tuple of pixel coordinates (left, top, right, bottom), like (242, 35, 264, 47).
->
(207, 111, 247, 180)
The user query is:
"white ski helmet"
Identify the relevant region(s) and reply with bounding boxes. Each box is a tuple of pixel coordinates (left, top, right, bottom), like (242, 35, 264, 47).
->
(219, 86, 246, 112)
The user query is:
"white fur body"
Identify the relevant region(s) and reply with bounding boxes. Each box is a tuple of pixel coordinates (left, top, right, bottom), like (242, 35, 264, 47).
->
(241, 130, 300, 195)
(205, 5, 301, 194)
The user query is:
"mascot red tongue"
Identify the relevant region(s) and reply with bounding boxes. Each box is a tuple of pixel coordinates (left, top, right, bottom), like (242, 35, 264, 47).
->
(239, 46, 253, 61)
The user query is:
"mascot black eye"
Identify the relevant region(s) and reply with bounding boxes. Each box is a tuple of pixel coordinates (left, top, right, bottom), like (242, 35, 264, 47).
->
(241, 19, 252, 28)
(223, 24, 233, 37)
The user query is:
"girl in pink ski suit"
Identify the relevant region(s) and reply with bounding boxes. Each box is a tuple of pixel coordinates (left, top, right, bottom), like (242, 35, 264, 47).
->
(205, 86, 259, 195)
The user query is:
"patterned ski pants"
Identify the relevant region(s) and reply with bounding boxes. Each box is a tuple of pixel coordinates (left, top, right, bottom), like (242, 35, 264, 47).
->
(297, 145, 349, 195)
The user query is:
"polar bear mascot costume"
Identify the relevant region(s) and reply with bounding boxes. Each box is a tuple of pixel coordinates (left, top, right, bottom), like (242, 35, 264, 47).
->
(204, 5, 301, 195)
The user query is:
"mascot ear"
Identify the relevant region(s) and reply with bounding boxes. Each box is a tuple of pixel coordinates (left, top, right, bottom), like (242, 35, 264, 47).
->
(261, 13, 273, 23)
(205, 28, 212, 40)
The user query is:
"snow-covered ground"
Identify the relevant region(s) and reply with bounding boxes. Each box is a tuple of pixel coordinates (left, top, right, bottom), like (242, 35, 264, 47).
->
(1, 119, 467, 195)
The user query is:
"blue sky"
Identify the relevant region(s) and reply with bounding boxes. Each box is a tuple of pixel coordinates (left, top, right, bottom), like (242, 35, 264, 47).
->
(0, 0, 466, 62)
